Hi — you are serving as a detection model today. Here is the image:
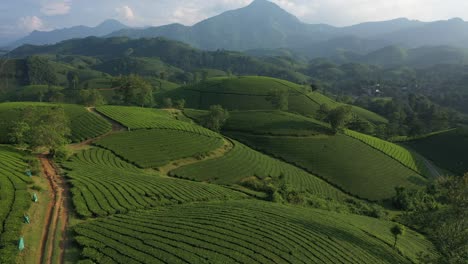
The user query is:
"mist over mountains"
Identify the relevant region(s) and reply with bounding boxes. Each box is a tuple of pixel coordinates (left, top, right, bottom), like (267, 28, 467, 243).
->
(6, 0, 468, 60)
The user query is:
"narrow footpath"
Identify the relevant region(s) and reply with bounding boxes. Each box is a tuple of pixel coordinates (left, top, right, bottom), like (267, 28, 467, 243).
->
(38, 156, 70, 264)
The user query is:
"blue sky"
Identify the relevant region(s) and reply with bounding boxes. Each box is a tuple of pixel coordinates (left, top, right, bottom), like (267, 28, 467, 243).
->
(1, 0, 468, 43)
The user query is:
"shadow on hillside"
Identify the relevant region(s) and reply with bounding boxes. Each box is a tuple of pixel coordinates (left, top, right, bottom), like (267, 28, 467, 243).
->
(291, 219, 406, 262)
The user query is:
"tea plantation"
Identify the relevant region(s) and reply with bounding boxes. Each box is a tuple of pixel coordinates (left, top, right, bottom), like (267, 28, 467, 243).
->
(95, 129, 224, 168)
(0, 146, 32, 263)
(163, 76, 387, 124)
(171, 140, 347, 200)
(404, 127, 468, 175)
(229, 132, 427, 200)
(0, 102, 111, 143)
(74, 200, 435, 264)
(63, 147, 246, 218)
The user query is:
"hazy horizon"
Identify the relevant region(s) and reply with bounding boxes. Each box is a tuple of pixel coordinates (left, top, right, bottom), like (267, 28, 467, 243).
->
(2, 0, 468, 44)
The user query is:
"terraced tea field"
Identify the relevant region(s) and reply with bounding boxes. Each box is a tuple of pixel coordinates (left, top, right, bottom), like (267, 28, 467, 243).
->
(344, 130, 430, 177)
(63, 148, 246, 218)
(0, 102, 111, 143)
(163, 76, 387, 124)
(185, 110, 332, 136)
(74, 200, 435, 264)
(0, 146, 32, 263)
(404, 128, 468, 175)
(229, 132, 427, 200)
(171, 140, 347, 200)
(97, 105, 217, 137)
(95, 129, 224, 168)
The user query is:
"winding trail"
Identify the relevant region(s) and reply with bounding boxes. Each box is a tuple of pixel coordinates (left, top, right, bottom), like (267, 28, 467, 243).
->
(157, 137, 234, 175)
(38, 155, 70, 264)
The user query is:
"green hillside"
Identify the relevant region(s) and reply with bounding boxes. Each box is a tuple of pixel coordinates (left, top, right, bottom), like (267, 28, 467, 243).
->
(403, 128, 468, 175)
(63, 147, 246, 218)
(74, 200, 435, 264)
(171, 139, 347, 201)
(163, 76, 387, 124)
(0, 102, 111, 143)
(0, 146, 32, 263)
(186, 109, 332, 136)
(230, 132, 426, 200)
(95, 130, 224, 168)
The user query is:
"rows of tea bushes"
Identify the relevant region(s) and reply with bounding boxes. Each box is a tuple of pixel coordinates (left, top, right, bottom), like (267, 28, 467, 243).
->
(74, 200, 435, 264)
(95, 129, 224, 168)
(63, 148, 246, 218)
(0, 146, 32, 263)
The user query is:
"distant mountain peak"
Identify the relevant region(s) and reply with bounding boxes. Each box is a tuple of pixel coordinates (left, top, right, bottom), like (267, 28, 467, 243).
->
(98, 19, 126, 27)
(249, 0, 275, 6)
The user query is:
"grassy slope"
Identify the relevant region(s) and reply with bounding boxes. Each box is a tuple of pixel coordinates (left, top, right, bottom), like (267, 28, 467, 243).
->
(74, 200, 435, 264)
(164, 76, 387, 124)
(403, 128, 468, 175)
(0, 102, 111, 143)
(229, 132, 426, 200)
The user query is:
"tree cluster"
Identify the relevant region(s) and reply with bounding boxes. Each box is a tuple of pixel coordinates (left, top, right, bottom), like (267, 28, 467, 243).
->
(8, 106, 71, 154)
(394, 174, 468, 263)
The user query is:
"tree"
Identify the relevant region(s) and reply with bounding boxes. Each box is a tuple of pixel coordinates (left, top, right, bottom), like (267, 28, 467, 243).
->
(162, 98, 173, 108)
(66, 71, 79, 90)
(328, 106, 353, 133)
(79, 89, 105, 106)
(9, 106, 71, 154)
(267, 90, 289, 111)
(26, 56, 58, 86)
(174, 99, 186, 110)
(390, 224, 405, 248)
(202, 70, 209, 81)
(316, 104, 330, 121)
(203, 105, 229, 132)
(114, 75, 154, 107)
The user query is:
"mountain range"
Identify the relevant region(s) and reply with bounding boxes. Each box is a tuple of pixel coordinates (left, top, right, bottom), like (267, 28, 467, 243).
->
(6, 0, 468, 59)
(9, 19, 128, 48)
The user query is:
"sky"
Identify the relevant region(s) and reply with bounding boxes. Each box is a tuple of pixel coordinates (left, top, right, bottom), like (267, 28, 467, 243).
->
(1, 0, 468, 44)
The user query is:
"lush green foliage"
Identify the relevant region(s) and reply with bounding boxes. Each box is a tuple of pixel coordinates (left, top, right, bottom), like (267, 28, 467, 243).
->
(396, 175, 467, 263)
(404, 128, 468, 174)
(328, 105, 353, 133)
(229, 132, 427, 200)
(112, 75, 154, 107)
(201, 105, 230, 132)
(74, 200, 435, 264)
(345, 130, 430, 177)
(0, 146, 32, 264)
(8, 106, 71, 152)
(63, 148, 246, 218)
(0, 103, 111, 143)
(95, 130, 224, 168)
(171, 139, 347, 201)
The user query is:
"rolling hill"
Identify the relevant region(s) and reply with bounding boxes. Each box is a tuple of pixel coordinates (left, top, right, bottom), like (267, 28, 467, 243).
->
(403, 127, 468, 175)
(165, 76, 387, 124)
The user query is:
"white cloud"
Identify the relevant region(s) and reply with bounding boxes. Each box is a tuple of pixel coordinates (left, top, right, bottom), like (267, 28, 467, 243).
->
(40, 0, 72, 16)
(116, 5, 135, 21)
(18, 16, 45, 32)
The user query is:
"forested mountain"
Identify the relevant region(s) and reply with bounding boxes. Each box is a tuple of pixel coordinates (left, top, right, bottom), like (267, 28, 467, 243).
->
(8, 0, 468, 58)
(8, 19, 128, 48)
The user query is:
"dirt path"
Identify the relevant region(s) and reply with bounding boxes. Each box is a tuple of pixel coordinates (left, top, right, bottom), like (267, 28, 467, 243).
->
(38, 156, 69, 264)
(70, 107, 126, 151)
(158, 137, 234, 175)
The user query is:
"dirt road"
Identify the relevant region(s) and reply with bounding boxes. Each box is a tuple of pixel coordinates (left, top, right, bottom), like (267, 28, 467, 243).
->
(38, 156, 69, 264)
